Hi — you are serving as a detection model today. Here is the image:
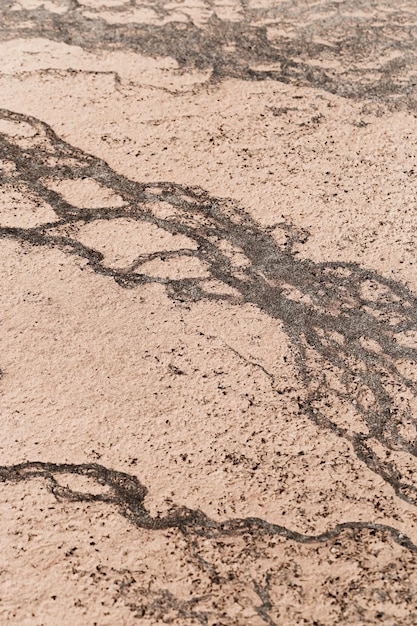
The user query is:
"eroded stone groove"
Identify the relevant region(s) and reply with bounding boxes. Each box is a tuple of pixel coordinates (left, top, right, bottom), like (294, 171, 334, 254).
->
(1, 107, 417, 512)
(1, 0, 417, 106)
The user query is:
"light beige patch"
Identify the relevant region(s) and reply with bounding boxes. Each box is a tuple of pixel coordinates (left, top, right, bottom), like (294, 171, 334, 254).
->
(43, 178, 126, 209)
(0, 185, 57, 228)
(76, 217, 198, 268)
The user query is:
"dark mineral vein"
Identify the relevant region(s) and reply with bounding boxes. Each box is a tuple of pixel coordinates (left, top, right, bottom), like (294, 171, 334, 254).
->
(1, 460, 416, 549)
(2, 3, 417, 622)
(1, 99, 417, 619)
(1, 107, 417, 509)
(1, 0, 417, 106)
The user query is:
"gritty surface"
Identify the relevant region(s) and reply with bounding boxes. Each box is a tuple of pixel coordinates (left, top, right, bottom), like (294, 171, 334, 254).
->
(1, 0, 417, 624)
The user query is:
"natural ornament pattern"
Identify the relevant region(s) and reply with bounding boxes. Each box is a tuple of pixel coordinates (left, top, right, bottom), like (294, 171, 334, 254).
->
(1, 460, 417, 625)
(2, 0, 417, 622)
(1, 0, 417, 107)
(1, 108, 417, 622)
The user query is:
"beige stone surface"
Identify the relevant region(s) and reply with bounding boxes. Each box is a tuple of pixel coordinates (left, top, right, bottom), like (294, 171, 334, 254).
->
(1, 0, 417, 623)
